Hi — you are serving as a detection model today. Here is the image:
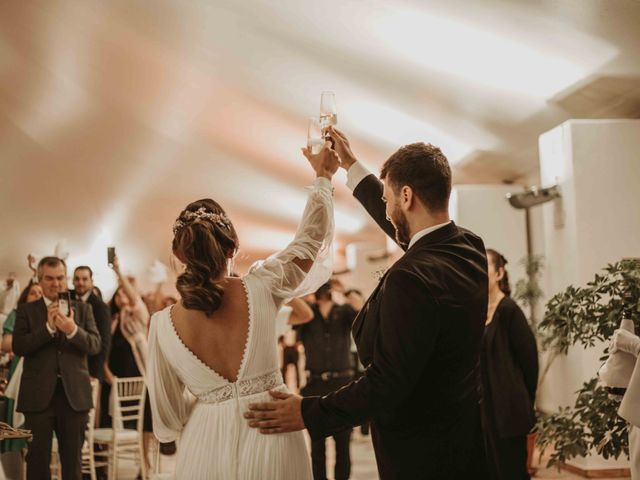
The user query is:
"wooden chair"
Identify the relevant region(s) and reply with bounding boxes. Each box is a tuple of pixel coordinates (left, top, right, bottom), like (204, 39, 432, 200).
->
(93, 377, 147, 480)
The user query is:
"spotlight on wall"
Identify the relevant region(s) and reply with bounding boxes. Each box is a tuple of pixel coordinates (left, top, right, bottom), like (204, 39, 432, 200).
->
(506, 185, 561, 209)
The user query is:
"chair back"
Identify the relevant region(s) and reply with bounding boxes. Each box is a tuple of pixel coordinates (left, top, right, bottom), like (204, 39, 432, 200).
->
(113, 376, 146, 434)
(84, 378, 100, 441)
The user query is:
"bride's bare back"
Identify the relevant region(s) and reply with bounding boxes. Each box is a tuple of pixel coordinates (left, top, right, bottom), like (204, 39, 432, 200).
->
(170, 277, 249, 383)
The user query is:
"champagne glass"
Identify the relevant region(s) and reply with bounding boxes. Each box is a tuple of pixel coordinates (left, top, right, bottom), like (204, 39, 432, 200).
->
(307, 117, 324, 154)
(319, 91, 337, 132)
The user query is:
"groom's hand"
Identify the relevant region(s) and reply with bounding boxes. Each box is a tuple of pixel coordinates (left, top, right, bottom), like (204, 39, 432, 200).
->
(244, 390, 305, 434)
(326, 126, 357, 170)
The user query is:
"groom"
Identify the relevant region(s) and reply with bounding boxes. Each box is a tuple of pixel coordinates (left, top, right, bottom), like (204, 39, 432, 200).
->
(246, 127, 489, 479)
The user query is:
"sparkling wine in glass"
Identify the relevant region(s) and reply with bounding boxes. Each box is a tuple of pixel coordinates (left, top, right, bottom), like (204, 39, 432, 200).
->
(319, 91, 337, 131)
(307, 117, 324, 154)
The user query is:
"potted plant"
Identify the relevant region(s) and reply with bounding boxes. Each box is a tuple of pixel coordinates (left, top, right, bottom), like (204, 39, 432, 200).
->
(534, 258, 640, 467)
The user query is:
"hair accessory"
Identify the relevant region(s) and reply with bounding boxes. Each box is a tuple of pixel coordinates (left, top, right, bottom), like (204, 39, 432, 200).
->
(173, 207, 231, 235)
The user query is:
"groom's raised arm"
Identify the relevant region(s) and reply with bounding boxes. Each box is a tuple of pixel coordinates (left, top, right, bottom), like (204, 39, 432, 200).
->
(332, 127, 406, 250)
(350, 168, 403, 248)
(301, 268, 437, 439)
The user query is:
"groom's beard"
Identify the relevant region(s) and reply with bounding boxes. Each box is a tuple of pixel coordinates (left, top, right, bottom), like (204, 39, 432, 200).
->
(391, 205, 411, 247)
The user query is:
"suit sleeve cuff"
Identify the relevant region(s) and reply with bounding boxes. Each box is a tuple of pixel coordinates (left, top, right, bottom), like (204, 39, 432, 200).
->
(46, 323, 56, 336)
(346, 161, 371, 191)
(66, 324, 79, 339)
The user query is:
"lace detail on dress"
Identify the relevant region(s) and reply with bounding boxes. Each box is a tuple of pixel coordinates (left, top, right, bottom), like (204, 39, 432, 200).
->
(197, 370, 283, 405)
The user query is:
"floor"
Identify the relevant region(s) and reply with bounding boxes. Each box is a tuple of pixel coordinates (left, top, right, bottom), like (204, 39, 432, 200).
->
(115, 431, 631, 479)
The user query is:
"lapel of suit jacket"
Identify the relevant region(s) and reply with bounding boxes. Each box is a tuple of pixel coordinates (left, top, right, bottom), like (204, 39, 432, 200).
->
(352, 222, 458, 339)
(34, 297, 48, 324)
(352, 268, 390, 340)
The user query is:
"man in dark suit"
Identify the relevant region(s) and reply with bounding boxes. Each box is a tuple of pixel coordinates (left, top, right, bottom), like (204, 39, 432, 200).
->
(13, 256, 101, 480)
(295, 282, 357, 480)
(246, 128, 489, 479)
(71, 266, 111, 382)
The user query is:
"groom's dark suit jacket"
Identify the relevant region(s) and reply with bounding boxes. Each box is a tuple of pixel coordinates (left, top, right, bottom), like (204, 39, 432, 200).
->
(302, 174, 489, 479)
(13, 298, 101, 413)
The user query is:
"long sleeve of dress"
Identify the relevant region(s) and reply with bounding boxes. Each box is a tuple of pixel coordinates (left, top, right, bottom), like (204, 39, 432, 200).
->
(146, 317, 194, 442)
(248, 177, 334, 302)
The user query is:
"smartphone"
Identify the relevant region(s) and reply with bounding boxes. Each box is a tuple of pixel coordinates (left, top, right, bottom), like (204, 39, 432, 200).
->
(107, 246, 116, 266)
(58, 291, 71, 317)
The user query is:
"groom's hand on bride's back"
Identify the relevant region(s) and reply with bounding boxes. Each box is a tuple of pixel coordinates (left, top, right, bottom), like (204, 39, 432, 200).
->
(244, 390, 305, 434)
(302, 141, 340, 180)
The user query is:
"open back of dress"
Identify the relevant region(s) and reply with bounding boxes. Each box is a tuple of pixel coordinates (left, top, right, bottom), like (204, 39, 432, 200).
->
(146, 177, 335, 479)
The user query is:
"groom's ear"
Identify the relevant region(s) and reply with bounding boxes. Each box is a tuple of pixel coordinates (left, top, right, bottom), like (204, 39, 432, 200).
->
(399, 185, 415, 210)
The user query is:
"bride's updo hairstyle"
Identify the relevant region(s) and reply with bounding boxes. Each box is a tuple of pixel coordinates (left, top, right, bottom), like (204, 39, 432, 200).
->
(172, 199, 239, 317)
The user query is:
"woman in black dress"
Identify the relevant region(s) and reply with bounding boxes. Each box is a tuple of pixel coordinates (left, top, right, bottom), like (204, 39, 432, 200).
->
(481, 249, 539, 480)
(102, 256, 154, 472)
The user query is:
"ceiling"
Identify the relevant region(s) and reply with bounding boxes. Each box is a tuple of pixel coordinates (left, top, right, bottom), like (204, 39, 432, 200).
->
(1, 0, 639, 294)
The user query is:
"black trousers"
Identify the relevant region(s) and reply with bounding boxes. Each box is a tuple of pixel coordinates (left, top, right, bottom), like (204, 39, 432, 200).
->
(311, 429, 352, 480)
(23, 380, 88, 480)
(281, 346, 300, 387)
(302, 376, 353, 480)
(491, 435, 529, 480)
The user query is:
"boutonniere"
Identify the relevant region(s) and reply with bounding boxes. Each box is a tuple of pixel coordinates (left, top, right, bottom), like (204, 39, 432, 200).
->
(373, 268, 388, 282)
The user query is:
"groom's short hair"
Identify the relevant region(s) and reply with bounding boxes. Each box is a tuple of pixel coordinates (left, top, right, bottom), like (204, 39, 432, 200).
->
(380, 143, 451, 212)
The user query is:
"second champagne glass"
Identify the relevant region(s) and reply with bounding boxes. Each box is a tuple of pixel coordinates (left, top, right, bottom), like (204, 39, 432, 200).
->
(307, 117, 324, 154)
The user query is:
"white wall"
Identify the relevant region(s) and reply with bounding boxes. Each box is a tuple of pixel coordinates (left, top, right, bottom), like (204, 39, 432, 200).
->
(537, 119, 640, 470)
(451, 185, 528, 292)
(345, 238, 389, 298)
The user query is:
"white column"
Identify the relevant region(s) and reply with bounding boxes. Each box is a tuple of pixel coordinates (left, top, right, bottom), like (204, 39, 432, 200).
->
(537, 119, 640, 471)
(450, 184, 528, 288)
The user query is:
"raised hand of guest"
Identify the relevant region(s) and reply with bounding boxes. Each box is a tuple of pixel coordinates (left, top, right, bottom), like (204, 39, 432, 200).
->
(110, 255, 121, 274)
(326, 126, 357, 170)
(302, 141, 340, 180)
(55, 307, 77, 336)
(27, 254, 37, 275)
(610, 329, 640, 357)
(244, 390, 305, 434)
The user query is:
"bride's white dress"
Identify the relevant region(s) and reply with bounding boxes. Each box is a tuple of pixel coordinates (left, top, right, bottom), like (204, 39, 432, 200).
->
(146, 177, 334, 479)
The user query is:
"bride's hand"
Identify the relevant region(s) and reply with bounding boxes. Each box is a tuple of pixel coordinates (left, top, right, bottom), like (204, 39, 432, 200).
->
(302, 141, 340, 180)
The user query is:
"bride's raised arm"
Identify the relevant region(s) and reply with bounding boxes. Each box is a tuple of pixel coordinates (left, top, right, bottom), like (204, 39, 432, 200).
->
(248, 143, 339, 303)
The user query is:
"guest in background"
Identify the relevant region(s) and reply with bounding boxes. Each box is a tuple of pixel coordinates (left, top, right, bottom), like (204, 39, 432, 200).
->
(481, 249, 539, 480)
(276, 297, 314, 390)
(92, 286, 104, 301)
(103, 255, 155, 470)
(344, 288, 365, 311)
(0, 272, 20, 328)
(1, 281, 43, 462)
(72, 266, 111, 384)
(296, 282, 357, 480)
(13, 256, 101, 480)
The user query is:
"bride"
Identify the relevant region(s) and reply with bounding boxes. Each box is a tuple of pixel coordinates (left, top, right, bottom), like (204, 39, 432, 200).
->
(146, 142, 339, 479)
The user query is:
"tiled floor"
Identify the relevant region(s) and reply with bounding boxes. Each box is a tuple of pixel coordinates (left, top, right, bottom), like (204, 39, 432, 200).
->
(117, 432, 631, 479)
